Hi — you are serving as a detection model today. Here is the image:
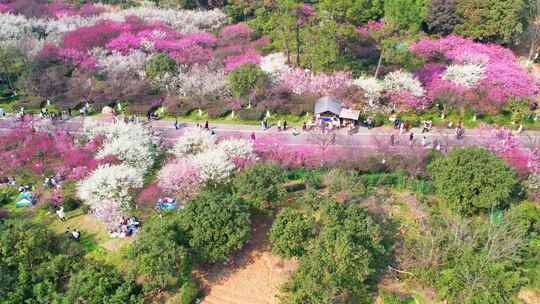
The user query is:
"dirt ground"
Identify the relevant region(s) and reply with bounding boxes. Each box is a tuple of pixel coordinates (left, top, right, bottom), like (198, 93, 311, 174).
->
(198, 215, 298, 304)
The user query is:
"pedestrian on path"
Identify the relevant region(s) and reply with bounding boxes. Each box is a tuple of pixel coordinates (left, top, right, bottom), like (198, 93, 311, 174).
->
(204, 120, 209, 129)
(409, 132, 414, 146)
(421, 135, 427, 147)
(250, 132, 256, 141)
(56, 206, 66, 222)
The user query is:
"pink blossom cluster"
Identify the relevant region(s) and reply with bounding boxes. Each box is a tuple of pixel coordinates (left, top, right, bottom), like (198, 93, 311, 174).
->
(411, 35, 539, 104)
(253, 135, 355, 167)
(42, 17, 264, 71)
(224, 52, 262, 72)
(92, 200, 125, 231)
(0, 127, 106, 180)
(483, 127, 540, 175)
(219, 23, 252, 42)
(279, 68, 353, 96)
(357, 20, 383, 37)
(414, 63, 467, 102)
(385, 90, 428, 111)
(216, 24, 267, 72)
(38, 44, 98, 71)
(158, 158, 202, 199)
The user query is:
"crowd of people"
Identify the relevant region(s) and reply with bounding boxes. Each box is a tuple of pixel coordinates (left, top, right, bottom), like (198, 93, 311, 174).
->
(109, 216, 140, 238)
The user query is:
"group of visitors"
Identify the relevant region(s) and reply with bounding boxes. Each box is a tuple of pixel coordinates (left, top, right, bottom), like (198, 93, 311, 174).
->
(421, 120, 433, 133)
(109, 216, 140, 238)
(43, 175, 62, 189)
(65, 228, 81, 241)
(0, 177, 16, 186)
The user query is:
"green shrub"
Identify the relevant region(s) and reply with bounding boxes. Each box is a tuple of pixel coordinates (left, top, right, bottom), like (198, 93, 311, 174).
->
(409, 179, 434, 194)
(144, 53, 177, 80)
(179, 277, 200, 304)
(305, 172, 323, 190)
(428, 147, 518, 215)
(270, 208, 314, 258)
(227, 63, 268, 97)
(233, 162, 287, 209)
(0, 186, 17, 206)
(62, 197, 81, 212)
(360, 172, 407, 188)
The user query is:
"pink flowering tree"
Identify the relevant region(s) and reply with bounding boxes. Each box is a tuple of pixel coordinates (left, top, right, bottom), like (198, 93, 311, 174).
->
(482, 127, 540, 176)
(0, 127, 102, 180)
(278, 68, 353, 96)
(158, 158, 202, 200)
(92, 200, 125, 231)
(410, 36, 539, 109)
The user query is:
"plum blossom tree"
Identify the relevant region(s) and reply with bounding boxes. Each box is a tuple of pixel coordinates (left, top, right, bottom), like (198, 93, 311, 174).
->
(193, 149, 235, 183)
(173, 128, 215, 157)
(410, 35, 539, 105)
(279, 68, 353, 96)
(352, 76, 384, 106)
(92, 199, 125, 231)
(216, 138, 256, 165)
(383, 70, 427, 110)
(483, 127, 540, 176)
(259, 52, 289, 79)
(442, 63, 485, 88)
(77, 163, 144, 209)
(158, 158, 201, 199)
(84, 121, 158, 174)
(153, 63, 229, 98)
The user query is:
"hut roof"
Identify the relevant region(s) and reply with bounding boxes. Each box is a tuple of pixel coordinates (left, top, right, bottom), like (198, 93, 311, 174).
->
(314, 96, 341, 115)
(339, 108, 360, 120)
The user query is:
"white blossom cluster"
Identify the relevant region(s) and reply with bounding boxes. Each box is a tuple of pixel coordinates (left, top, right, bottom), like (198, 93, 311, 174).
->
(383, 70, 425, 97)
(0, 6, 227, 50)
(442, 63, 485, 88)
(259, 52, 289, 80)
(154, 64, 229, 97)
(100, 6, 228, 33)
(172, 130, 255, 183)
(95, 50, 148, 79)
(0, 13, 47, 42)
(352, 76, 384, 106)
(173, 128, 216, 157)
(194, 149, 235, 183)
(85, 120, 158, 173)
(77, 163, 144, 209)
(216, 138, 256, 160)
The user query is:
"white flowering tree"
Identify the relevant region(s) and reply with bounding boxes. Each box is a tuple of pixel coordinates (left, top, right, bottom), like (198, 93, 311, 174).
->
(216, 138, 256, 161)
(77, 163, 144, 209)
(260, 52, 288, 81)
(194, 149, 235, 183)
(95, 50, 148, 79)
(173, 128, 215, 157)
(352, 76, 384, 106)
(442, 64, 485, 88)
(153, 63, 229, 97)
(84, 120, 158, 173)
(383, 70, 425, 97)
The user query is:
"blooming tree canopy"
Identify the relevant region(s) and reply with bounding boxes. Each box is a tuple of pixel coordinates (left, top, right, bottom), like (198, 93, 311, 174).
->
(77, 163, 144, 209)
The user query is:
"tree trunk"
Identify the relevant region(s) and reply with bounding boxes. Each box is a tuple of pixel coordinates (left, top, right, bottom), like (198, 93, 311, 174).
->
(374, 51, 383, 78)
(296, 23, 301, 66)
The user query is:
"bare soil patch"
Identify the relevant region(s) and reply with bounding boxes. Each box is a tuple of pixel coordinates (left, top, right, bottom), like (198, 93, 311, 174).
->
(198, 214, 298, 304)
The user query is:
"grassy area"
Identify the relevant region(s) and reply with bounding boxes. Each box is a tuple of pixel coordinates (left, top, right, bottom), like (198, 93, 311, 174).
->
(48, 208, 133, 271)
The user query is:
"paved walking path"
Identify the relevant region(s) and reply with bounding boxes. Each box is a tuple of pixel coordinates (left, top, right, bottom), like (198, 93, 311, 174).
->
(1, 115, 539, 152)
